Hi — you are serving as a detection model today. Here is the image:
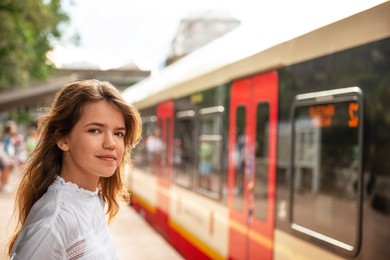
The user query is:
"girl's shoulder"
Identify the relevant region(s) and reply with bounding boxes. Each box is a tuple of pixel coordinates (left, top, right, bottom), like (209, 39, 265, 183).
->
(24, 188, 100, 244)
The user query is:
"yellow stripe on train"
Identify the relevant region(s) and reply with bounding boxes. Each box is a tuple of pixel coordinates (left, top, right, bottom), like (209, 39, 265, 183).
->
(229, 218, 273, 249)
(169, 219, 225, 260)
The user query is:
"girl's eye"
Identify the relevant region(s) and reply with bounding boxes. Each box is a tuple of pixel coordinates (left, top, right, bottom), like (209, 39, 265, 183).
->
(115, 132, 125, 137)
(88, 129, 101, 134)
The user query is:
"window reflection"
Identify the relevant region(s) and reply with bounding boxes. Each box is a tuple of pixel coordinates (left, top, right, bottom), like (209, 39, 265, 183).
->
(174, 117, 195, 187)
(234, 106, 246, 212)
(146, 125, 164, 172)
(197, 111, 223, 196)
(254, 103, 270, 221)
(199, 140, 213, 189)
(292, 100, 361, 248)
(133, 116, 157, 174)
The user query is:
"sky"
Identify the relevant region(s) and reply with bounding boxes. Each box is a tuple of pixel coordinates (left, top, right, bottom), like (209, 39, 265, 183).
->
(48, 0, 387, 72)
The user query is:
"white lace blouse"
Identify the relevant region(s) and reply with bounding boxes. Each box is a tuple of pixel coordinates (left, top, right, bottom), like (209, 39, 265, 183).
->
(10, 176, 119, 260)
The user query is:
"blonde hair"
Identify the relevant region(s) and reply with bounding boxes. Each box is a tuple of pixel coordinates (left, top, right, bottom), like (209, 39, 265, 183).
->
(8, 79, 142, 255)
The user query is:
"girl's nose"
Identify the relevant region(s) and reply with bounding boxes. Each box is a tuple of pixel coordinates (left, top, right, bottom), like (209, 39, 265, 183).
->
(103, 133, 116, 149)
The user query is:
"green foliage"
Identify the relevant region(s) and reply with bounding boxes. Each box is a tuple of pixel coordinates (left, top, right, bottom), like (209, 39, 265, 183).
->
(0, 0, 69, 90)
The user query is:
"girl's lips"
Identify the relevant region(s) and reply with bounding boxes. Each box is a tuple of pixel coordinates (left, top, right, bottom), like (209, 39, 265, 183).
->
(97, 155, 117, 161)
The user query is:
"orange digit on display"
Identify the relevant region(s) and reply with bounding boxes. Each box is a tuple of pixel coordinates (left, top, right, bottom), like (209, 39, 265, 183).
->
(348, 103, 359, 128)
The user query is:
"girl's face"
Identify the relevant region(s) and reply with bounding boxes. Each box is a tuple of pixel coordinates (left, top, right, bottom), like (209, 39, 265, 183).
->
(58, 101, 126, 190)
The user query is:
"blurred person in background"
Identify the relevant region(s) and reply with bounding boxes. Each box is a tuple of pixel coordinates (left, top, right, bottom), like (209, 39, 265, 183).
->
(14, 133, 27, 166)
(146, 128, 164, 168)
(199, 140, 213, 190)
(7, 80, 142, 259)
(0, 120, 17, 193)
(25, 123, 38, 157)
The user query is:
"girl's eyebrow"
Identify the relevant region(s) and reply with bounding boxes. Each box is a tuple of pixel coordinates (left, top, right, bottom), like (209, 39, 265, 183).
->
(84, 122, 126, 131)
(84, 122, 105, 127)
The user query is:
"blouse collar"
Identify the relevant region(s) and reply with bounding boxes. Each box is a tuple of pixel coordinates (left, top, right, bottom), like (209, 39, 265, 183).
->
(52, 175, 99, 197)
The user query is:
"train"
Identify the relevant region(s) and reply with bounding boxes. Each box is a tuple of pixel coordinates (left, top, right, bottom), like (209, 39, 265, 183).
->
(121, 2, 390, 259)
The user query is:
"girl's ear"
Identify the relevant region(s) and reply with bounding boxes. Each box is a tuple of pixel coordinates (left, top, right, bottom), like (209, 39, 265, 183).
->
(57, 138, 69, 151)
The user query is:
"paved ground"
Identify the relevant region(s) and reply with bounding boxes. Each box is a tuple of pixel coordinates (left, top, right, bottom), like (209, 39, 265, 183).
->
(0, 169, 183, 260)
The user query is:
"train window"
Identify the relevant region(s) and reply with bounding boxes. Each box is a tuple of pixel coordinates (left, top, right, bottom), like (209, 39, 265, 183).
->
(152, 122, 166, 175)
(234, 106, 246, 212)
(254, 103, 270, 221)
(134, 114, 157, 174)
(197, 106, 224, 198)
(290, 87, 363, 255)
(174, 110, 196, 188)
(162, 117, 171, 178)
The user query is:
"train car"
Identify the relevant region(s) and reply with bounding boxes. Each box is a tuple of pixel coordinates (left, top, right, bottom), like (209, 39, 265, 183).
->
(122, 2, 390, 259)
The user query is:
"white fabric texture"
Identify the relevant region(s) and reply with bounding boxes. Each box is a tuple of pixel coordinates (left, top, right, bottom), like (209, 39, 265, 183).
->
(10, 176, 119, 260)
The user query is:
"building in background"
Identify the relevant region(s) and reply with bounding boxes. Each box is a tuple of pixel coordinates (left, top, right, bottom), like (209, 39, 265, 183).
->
(165, 10, 240, 66)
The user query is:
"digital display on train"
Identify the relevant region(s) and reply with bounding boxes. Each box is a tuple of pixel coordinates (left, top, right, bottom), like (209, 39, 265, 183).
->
(296, 101, 359, 128)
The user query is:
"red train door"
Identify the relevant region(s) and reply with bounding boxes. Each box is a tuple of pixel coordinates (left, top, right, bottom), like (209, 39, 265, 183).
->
(155, 101, 174, 235)
(228, 71, 278, 260)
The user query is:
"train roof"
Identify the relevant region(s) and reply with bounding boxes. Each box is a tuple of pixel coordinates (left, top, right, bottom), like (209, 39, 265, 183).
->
(122, 1, 390, 109)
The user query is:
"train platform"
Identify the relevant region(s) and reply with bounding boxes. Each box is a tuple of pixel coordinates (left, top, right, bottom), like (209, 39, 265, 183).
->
(0, 169, 184, 260)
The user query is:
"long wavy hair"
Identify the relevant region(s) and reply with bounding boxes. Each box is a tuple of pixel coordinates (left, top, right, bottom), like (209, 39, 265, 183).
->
(7, 79, 142, 255)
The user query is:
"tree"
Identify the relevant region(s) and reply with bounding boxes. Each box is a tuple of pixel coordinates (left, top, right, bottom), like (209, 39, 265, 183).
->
(0, 0, 69, 91)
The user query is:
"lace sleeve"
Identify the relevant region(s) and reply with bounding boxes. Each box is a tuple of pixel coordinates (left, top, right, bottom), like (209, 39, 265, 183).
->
(66, 239, 86, 260)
